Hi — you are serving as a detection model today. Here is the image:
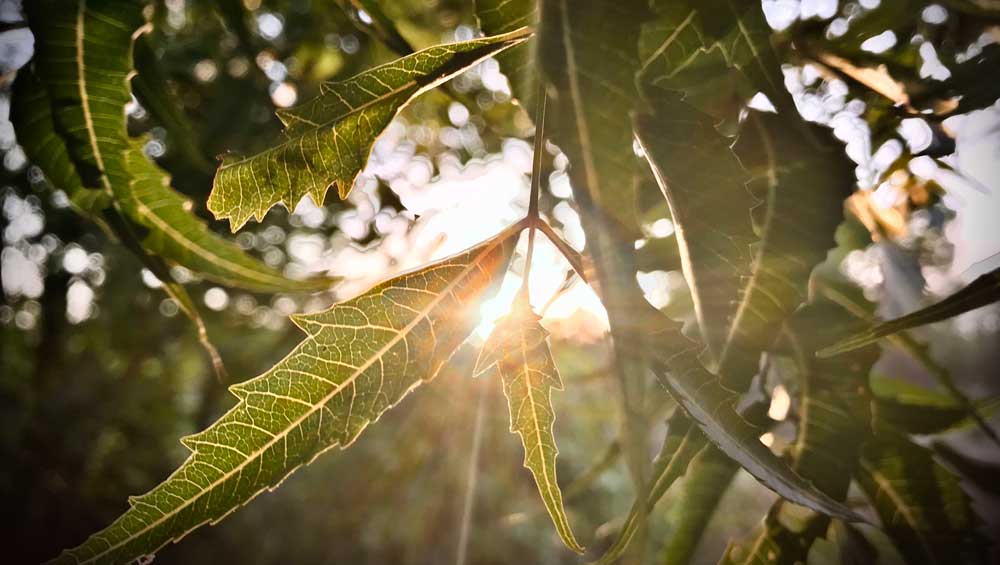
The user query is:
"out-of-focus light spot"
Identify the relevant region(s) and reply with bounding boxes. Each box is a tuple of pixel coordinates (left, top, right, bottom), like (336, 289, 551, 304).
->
(475, 274, 521, 340)
(144, 139, 166, 158)
(827, 18, 849, 38)
(549, 171, 573, 198)
(454, 25, 476, 42)
(448, 102, 470, 127)
(340, 35, 360, 54)
(194, 59, 218, 82)
(762, 0, 799, 30)
(257, 12, 284, 39)
(270, 82, 297, 108)
(141, 268, 163, 289)
(228, 56, 250, 78)
(66, 280, 95, 324)
(860, 0, 881, 9)
(159, 298, 179, 317)
(861, 31, 897, 54)
(769, 385, 791, 420)
(748, 92, 777, 113)
(204, 287, 229, 311)
(356, 9, 373, 24)
(918, 42, 951, 80)
(899, 118, 933, 152)
(647, 218, 675, 239)
(922, 4, 948, 24)
(637, 270, 672, 309)
(63, 245, 89, 274)
(2, 247, 43, 298)
(760, 432, 776, 447)
(800, 0, 837, 20)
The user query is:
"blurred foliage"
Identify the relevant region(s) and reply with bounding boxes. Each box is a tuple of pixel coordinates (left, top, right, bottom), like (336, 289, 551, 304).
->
(2, 0, 1000, 563)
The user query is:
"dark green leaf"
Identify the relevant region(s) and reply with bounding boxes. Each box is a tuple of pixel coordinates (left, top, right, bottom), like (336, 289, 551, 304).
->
(208, 29, 530, 230)
(335, 0, 415, 56)
(873, 376, 1000, 436)
(49, 223, 521, 565)
(857, 430, 988, 565)
(634, 87, 755, 362)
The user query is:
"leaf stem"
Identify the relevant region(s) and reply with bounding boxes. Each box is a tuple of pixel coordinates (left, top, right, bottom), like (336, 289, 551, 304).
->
(520, 88, 547, 299)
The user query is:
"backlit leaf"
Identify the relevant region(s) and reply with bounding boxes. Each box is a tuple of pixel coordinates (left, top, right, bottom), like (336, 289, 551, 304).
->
(121, 143, 334, 293)
(49, 224, 521, 565)
(634, 87, 755, 362)
(207, 29, 530, 231)
(474, 295, 583, 554)
(716, 112, 854, 390)
(819, 266, 1000, 357)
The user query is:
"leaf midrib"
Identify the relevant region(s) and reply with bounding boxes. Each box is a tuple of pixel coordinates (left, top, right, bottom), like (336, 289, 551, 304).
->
(74, 0, 112, 195)
(75, 223, 517, 564)
(861, 459, 939, 564)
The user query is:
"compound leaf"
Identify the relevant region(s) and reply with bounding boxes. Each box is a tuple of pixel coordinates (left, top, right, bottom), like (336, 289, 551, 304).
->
(474, 295, 583, 554)
(49, 224, 520, 565)
(208, 29, 530, 230)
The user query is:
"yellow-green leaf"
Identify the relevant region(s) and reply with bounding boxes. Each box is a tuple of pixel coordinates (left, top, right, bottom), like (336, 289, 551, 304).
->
(121, 143, 334, 293)
(49, 223, 521, 565)
(474, 295, 584, 554)
(207, 29, 530, 231)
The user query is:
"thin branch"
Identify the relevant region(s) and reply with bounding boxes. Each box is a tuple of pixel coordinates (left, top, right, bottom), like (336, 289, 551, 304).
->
(521, 88, 547, 298)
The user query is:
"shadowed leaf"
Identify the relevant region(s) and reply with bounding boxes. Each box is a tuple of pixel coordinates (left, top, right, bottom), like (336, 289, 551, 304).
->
(819, 266, 1000, 357)
(208, 29, 530, 230)
(474, 295, 583, 554)
(858, 430, 988, 565)
(49, 224, 521, 565)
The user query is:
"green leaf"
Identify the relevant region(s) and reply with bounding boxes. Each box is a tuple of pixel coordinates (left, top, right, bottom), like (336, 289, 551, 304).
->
(638, 0, 792, 124)
(475, 0, 537, 109)
(857, 431, 988, 565)
(474, 295, 583, 554)
(872, 376, 1000, 436)
(207, 29, 530, 231)
(819, 266, 1000, 357)
(25, 0, 144, 198)
(932, 441, 1000, 498)
(121, 143, 334, 293)
(716, 112, 854, 390)
(660, 443, 739, 565)
(647, 312, 863, 523)
(10, 69, 111, 216)
(49, 224, 521, 565)
(597, 412, 704, 564)
(634, 87, 755, 362)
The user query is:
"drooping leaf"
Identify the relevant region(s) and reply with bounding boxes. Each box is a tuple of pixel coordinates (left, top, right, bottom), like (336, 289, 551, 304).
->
(49, 224, 521, 565)
(634, 86, 755, 363)
(474, 0, 537, 109)
(207, 29, 530, 230)
(716, 111, 854, 390)
(25, 0, 143, 198)
(857, 430, 988, 565)
(10, 69, 111, 217)
(597, 411, 704, 564)
(474, 295, 583, 554)
(932, 441, 1000, 498)
(647, 310, 863, 523)
(819, 266, 1000, 357)
(121, 143, 334, 293)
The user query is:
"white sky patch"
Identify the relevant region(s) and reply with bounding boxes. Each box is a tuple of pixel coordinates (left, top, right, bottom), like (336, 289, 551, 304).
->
(861, 31, 897, 54)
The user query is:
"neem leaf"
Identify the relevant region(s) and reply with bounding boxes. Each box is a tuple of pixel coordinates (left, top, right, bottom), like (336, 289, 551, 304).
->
(648, 311, 863, 523)
(25, 0, 143, 197)
(633, 87, 755, 363)
(474, 295, 583, 554)
(475, 0, 537, 109)
(10, 69, 111, 217)
(49, 224, 521, 565)
(819, 266, 1000, 357)
(717, 112, 854, 390)
(121, 143, 334, 293)
(208, 29, 530, 231)
(598, 412, 704, 564)
(857, 430, 988, 565)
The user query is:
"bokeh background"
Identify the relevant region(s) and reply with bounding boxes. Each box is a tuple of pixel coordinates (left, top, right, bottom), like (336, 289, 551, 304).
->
(2, 0, 999, 563)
